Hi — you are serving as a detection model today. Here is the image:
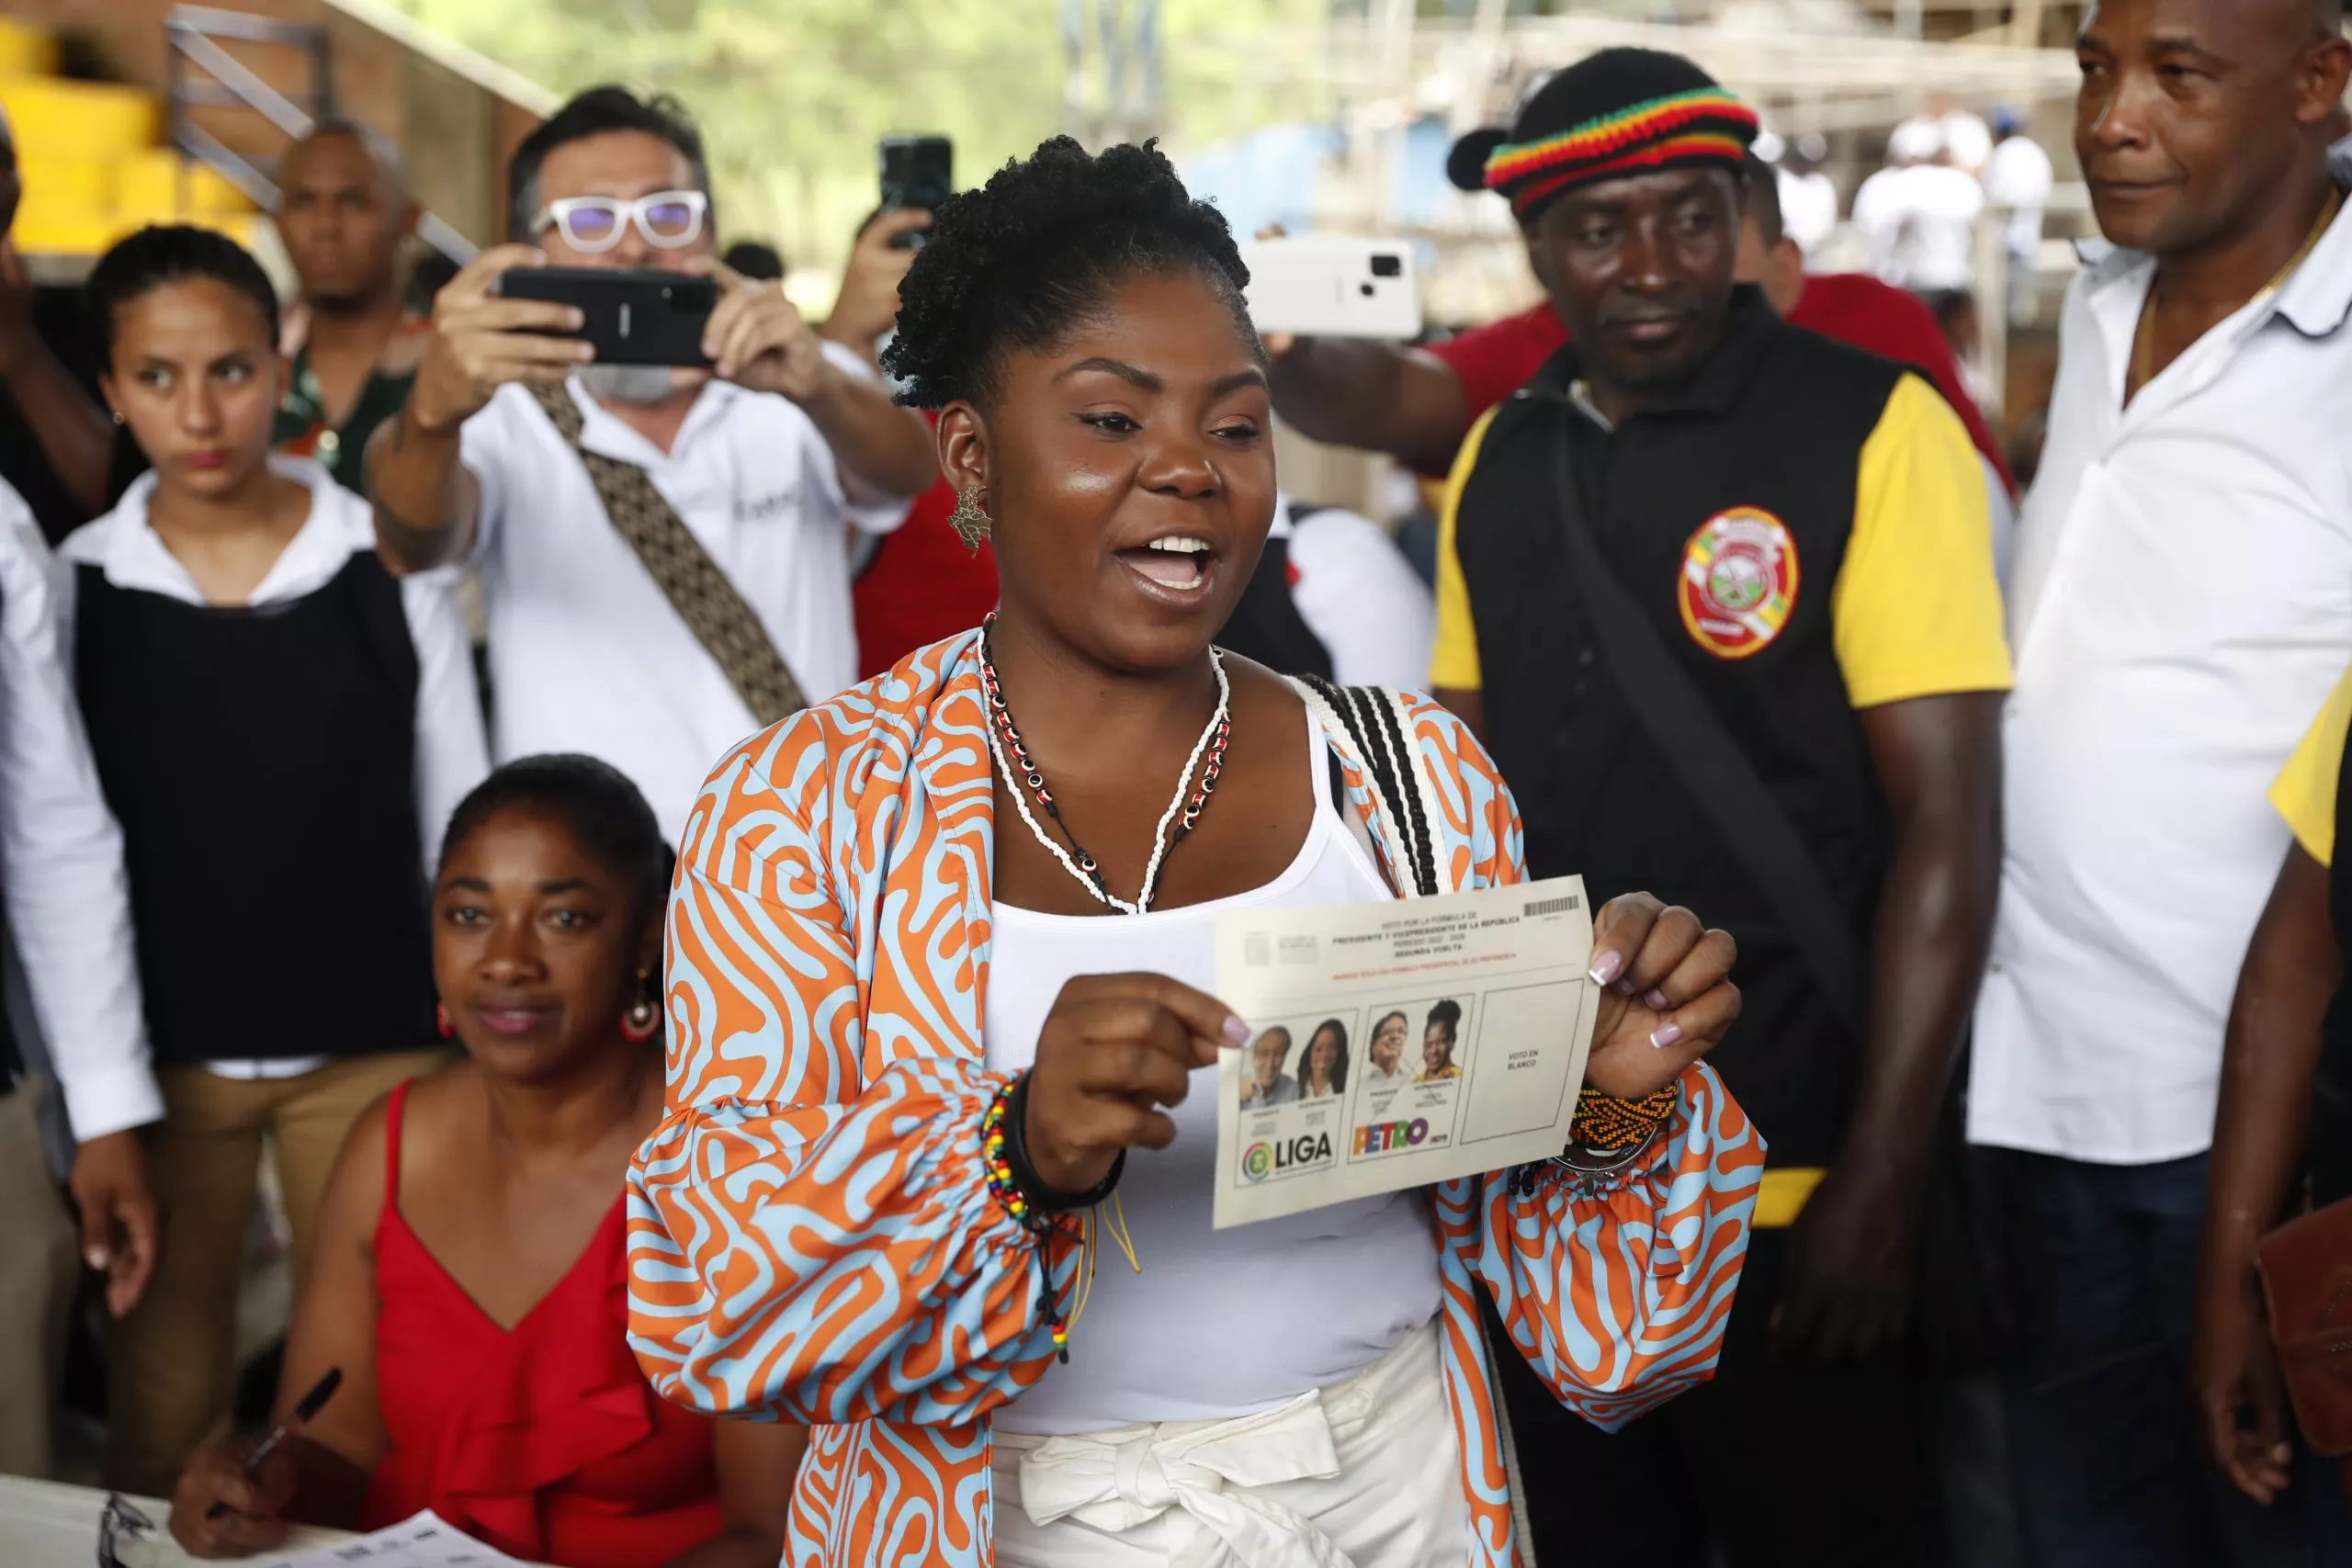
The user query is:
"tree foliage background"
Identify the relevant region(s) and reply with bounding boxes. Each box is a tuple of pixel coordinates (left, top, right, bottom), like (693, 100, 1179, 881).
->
(385, 0, 1331, 292)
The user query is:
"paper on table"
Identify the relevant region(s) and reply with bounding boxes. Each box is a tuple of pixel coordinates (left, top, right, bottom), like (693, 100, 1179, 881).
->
(262, 1510, 532, 1567)
(1212, 873, 1598, 1228)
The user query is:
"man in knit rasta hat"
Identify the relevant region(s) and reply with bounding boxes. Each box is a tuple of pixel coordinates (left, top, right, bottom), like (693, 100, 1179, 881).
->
(1430, 49, 2013, 1566)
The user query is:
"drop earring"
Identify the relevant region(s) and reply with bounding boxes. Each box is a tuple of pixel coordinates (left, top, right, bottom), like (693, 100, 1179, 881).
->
(947, 486, 991, 550)
(620, 969, 659, 1042)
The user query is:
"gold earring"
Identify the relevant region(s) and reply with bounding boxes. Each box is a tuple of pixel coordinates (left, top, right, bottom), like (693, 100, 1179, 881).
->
(947, 486, 991, 551)
(109, 409, 125, 425)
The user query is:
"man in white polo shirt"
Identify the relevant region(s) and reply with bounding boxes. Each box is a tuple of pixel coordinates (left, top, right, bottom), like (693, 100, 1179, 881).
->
(1971, 1, 2352, 1562)
(368, 86, 935, 840)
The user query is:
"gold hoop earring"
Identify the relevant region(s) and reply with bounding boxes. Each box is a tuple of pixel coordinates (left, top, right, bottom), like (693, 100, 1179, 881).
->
(947, 485, 991, 551)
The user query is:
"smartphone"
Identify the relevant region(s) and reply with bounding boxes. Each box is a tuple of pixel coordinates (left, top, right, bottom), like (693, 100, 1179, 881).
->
(1237, 236, 1422, 340)
(493, 267, 718, 367)
(879, 135, 953, 249)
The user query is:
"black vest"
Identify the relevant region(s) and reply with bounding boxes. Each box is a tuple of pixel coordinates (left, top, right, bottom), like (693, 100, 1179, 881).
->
(1215, 523, 1335, 682)
(74, 552, 436, 1066)
(2312, 721, 2352, 1206)
(1453, 289, 1905, 1166)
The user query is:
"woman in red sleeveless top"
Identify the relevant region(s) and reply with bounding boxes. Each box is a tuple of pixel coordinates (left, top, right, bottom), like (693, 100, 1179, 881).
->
(169, 756, 801, 1565)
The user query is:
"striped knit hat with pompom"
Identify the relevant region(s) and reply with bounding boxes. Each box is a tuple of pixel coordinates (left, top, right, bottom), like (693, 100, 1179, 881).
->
(1448, 49, 1758, 223)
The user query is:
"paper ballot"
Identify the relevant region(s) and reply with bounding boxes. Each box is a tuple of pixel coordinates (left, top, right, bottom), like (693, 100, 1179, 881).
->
(1211, 874, 1600, 1228)
(261, 1511, 536, 1567)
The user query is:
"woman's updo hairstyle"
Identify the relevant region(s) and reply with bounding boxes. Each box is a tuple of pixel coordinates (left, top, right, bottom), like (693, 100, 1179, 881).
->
(437, 755, 672, 933)
(86, 224, 282, 358)
(1426, 998, 1463, 1044)
(882, 136, 1259, 411)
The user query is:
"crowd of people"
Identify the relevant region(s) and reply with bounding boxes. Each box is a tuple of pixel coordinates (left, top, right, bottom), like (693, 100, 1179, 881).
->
(0, 0, 2344, 1564)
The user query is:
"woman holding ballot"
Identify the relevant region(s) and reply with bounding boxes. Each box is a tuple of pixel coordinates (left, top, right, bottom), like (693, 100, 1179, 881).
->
(627, 136, 1763, 1568)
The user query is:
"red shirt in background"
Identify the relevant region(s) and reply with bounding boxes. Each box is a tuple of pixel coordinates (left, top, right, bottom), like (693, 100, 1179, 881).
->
(851, 414, 1001, 679)
(1423, 276, 2014, 493)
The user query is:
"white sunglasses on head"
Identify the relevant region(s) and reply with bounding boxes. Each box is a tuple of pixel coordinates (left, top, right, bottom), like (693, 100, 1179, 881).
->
(532, 189, 708, 253)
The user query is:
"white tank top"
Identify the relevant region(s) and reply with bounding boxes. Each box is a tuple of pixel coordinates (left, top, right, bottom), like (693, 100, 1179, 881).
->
(983, 707, 1445, 1437)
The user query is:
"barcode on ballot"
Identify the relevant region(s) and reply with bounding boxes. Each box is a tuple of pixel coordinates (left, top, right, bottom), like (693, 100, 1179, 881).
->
(1523, 895, 1581, 918)
(1244, 932, 1271, 967)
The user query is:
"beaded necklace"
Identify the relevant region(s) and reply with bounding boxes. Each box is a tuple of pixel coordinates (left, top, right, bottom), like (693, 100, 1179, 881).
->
(978, 614, 1231, 916)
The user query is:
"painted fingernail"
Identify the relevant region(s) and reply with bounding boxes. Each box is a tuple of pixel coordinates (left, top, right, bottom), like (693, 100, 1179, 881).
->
(1645, 988, 1670, 1010)
(1589, 950, 1623, 987)
(1649, 1023, 1684, 1050)
(1223, 1015, 1252, 1046)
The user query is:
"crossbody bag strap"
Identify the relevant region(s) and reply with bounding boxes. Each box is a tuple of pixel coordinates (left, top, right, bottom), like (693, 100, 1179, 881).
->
(526, 382, 808, 728)
(1295, 674, 1443, 897)
(1540, 401, 1866, 1035)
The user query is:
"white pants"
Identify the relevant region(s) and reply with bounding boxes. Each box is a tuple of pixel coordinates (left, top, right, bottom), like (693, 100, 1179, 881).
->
(990, 1319, 1472, 1568)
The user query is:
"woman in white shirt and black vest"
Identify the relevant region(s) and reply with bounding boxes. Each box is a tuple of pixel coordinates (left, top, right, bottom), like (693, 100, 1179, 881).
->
(61, 226, 488, 1497)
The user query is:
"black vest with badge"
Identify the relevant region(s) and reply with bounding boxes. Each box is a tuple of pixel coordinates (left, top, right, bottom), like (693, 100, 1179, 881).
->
(74, 552, 437, 1067)
(1453, 288, 1905, 1166)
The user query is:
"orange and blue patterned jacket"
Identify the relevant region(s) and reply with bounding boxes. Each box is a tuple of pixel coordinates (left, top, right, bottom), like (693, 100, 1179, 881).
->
(627, 632, 1765, 1566)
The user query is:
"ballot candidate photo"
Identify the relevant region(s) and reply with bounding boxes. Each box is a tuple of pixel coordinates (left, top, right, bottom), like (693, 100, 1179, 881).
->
(1239, 1024, 1301, 1109)
(624, 134, 1759, 1568)
(1300, 1018, 1351, 1099)
(1361, 1009, 1412, 1093)
(1417, 998, 1466, 1083)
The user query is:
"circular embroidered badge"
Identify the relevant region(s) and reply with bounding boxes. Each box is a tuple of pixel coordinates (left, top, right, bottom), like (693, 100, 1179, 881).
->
(1677, 507, 1800, 660)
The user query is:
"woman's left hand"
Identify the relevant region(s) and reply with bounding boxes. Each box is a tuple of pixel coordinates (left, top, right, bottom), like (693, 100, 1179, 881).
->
(1581, 893, 1739, 1100)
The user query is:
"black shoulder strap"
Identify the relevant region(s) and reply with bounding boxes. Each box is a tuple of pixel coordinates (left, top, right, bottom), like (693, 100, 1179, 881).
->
(1539, 401, 1866, 1035)
(1299, 674, 1440, 897)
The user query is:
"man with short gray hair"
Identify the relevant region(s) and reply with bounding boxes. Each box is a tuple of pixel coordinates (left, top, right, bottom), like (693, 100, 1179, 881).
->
(368, 85, 936, 840)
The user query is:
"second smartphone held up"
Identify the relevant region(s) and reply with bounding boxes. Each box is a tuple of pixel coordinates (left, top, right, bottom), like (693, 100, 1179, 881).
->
(1237, 236, 1422, 340)
(492, 267, 718, 367)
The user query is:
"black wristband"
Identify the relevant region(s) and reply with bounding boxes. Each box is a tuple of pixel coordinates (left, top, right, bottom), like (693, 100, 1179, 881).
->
(1003, 1072, 1124, 1214)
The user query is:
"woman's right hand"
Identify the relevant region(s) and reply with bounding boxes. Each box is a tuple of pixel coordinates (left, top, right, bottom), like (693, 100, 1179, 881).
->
(2190, 1266, 2296, 1505)
(169, 1437, 298, 1557)
(1023, 973, 1250, 1195)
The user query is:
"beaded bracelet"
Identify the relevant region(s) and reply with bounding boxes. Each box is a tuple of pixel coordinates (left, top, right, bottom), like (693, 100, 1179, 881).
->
(1510, 1084, 1682, 1198)
(1567, 1085, 1681, 1151)
(979, 1074, 1123, 1361)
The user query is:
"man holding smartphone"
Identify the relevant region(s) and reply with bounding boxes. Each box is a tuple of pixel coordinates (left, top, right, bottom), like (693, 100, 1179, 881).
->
(367, 85, 936, 841)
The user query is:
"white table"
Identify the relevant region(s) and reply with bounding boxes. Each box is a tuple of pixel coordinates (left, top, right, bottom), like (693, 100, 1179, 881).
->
(0, 1472, 353, 1566)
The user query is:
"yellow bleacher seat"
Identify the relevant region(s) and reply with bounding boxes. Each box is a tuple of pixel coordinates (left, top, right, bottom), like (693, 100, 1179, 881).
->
(14, 206, 260, 258)
(0, 18, 56, 78)
(0, 77, 159, 159)
(117, 150, 256, 218)
(1, 26, 266, 261)
(16, 153, 112, 210)
(10, 209, 132, 259)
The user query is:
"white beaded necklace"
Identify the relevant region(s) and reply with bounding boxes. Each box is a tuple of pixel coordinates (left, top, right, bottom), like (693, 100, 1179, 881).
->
(979, 626, 1232, 916)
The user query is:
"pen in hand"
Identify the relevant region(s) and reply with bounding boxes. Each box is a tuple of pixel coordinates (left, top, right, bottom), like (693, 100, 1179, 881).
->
(203, 1366, 343, 1522)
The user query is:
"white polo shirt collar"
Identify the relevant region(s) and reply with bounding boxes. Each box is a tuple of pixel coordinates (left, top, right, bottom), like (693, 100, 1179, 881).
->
(565, 374, 748, 469)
